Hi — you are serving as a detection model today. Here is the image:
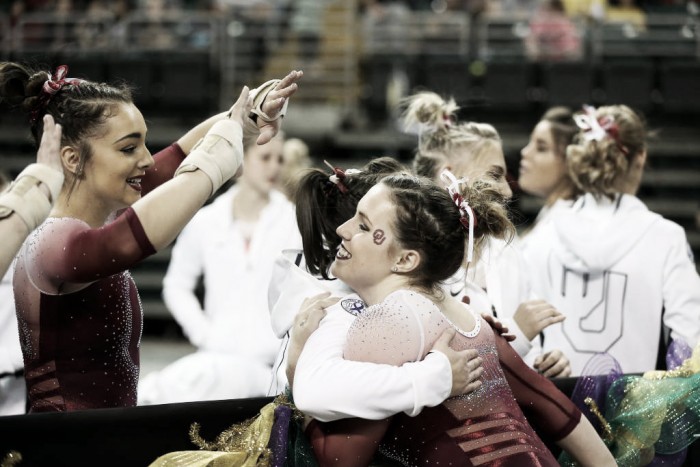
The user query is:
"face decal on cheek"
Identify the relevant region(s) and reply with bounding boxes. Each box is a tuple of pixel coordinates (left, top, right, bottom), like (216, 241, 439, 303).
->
(373, 229, 386, 245)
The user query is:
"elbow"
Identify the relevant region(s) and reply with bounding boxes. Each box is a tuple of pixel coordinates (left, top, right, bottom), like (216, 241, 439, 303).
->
(292, 375, 326, 420)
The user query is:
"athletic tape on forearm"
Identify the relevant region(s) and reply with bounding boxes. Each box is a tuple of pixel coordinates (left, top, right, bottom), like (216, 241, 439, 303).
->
(174, 119, 244, 195)
(0, 163, 65, 231)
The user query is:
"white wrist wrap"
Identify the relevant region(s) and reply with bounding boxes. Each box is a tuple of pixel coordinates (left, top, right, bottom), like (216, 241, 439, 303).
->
(0, 163, 64, 231)
(249, 79, 289, 122)
(174, 119, 244, 195)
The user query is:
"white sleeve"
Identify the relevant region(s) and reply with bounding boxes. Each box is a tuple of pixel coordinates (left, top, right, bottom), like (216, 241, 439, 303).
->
(292, 306, 451, 422)
(662, 227, 700, 349)
(161, 217, 209, 347)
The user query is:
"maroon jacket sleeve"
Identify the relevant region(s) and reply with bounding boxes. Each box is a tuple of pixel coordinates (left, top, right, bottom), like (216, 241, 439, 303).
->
(141, 143, 187, 194)
(495, 333, 582, 442)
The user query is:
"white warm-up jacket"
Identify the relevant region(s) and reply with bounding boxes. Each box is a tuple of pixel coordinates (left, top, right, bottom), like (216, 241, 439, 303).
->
(521, 193, 700, 375)
(268, 252, 453, 421)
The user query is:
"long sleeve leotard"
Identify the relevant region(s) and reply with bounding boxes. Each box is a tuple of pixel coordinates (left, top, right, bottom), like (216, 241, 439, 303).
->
(13, 144, 185, 412)
(306, 290, 581, 466)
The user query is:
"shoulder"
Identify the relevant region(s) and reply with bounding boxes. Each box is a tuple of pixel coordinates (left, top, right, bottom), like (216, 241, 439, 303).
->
(372, 289, 440, 320)
(30, 217, 91, 245)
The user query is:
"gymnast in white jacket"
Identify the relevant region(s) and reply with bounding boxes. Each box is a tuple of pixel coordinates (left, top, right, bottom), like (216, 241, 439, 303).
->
(521, 104, 700, 375)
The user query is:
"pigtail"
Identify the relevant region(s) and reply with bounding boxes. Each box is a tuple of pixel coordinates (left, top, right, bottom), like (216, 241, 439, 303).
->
(294, 169, 340, 279)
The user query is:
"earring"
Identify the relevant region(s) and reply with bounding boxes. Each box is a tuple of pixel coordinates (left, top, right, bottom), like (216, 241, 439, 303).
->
(391, 266, 398, 272)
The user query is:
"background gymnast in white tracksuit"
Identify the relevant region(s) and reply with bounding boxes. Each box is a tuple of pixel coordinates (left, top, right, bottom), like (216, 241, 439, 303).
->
(402, 91, 570, 376)
(139, 133, 302, 403)
(521, 104, 700, 376)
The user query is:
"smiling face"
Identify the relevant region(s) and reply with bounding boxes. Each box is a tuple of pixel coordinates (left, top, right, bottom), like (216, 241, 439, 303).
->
(331, 183, 404, 301)
(450, 140, 512, 200)
(75, 102, 153, 216)
(519, 120, 568, 202)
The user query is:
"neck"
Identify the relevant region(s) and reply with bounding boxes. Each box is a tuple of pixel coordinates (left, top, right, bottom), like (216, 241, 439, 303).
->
(356, 275, 412, 306)
(544, 179, 574, 207)
(233, 181, 270, 218)
(53, 188, 113, 228)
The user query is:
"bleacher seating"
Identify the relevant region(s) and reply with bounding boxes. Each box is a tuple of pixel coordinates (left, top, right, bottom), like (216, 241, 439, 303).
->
(1, 5, 699, 326)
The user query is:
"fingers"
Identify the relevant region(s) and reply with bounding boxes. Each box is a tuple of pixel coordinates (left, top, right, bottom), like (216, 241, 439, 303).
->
(431, 327, 457, 351)
(295, 292, 338, 327)
(534, 350, 571, 378)
(37, 115, 63, 171)
(255, 120, 281, 146)
(274, 70, 303, 96)
(226, 86, 251, 121)
(449, 349, 483, 397)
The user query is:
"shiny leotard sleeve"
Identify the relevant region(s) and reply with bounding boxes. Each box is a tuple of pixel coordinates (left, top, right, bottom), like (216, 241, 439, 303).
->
(495, 330, 581, 441)
(25, 208, 155, 294)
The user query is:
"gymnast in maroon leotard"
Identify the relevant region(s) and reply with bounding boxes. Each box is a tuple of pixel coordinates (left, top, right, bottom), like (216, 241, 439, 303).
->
(294, 173, 615, 466)
(1, 62, 302, 412)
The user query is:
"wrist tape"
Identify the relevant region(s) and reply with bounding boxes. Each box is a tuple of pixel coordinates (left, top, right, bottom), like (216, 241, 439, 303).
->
(249, 79, 289, 122)
(174, 119, 244, 195)
(0, 163, 64, 231)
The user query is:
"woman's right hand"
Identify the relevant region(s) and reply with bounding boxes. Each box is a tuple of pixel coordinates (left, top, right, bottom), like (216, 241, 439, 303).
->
(431, 327, 484, 397)
(286, 292, 339, 386)
(513, 299, 565, 341)
(37, 115, 63, 173)
(290, 292, 339, 348)
(226, 86, 253, 126)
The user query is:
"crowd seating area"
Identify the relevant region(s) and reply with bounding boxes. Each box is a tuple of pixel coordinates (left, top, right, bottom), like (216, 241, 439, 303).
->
(1, 4, 699, 120)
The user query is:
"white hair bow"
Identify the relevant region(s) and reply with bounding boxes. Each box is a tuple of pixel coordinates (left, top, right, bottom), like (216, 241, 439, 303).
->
(440, 169, 475, 264)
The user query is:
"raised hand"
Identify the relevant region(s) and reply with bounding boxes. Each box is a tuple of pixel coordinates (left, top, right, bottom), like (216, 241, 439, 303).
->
(255, 70, 303, 145)
(37, 114, 63, 173)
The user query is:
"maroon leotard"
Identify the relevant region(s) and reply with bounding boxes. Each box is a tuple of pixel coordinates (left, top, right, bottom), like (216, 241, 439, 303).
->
(307, 290, 581, 466)
(13, 144, 185, 412)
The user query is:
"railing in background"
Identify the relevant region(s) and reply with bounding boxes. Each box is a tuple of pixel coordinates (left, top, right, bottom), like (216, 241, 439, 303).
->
(0, 14, 9, 58)
(1, 7, 700, 124)
(593, 13, 700, 59)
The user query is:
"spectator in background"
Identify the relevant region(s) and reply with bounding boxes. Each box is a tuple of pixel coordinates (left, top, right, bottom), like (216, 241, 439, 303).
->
(525, 0, 583, 61)
(138, 131, 302, 404)
(606, 0, 646, 33)
(278, 136, 311, 201)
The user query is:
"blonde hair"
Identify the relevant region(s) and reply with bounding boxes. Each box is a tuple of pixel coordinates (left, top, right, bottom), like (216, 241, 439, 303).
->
(567, 105, 647, 198)
(401, 92, 501, 179)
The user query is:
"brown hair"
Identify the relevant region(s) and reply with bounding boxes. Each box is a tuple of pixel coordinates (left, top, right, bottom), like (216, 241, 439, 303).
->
(567, 105, 647, 198)
(540, 106, 580, 200)
(0, 62, 133, 197)
(382, 174, 514, 295)
(295, 157, 407, 279)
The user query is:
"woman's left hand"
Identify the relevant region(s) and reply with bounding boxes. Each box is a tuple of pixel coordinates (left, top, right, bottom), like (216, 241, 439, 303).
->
(481, 313, 516, 342)
(256, 70, 303, 145)
(534, 349, 571, 378)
